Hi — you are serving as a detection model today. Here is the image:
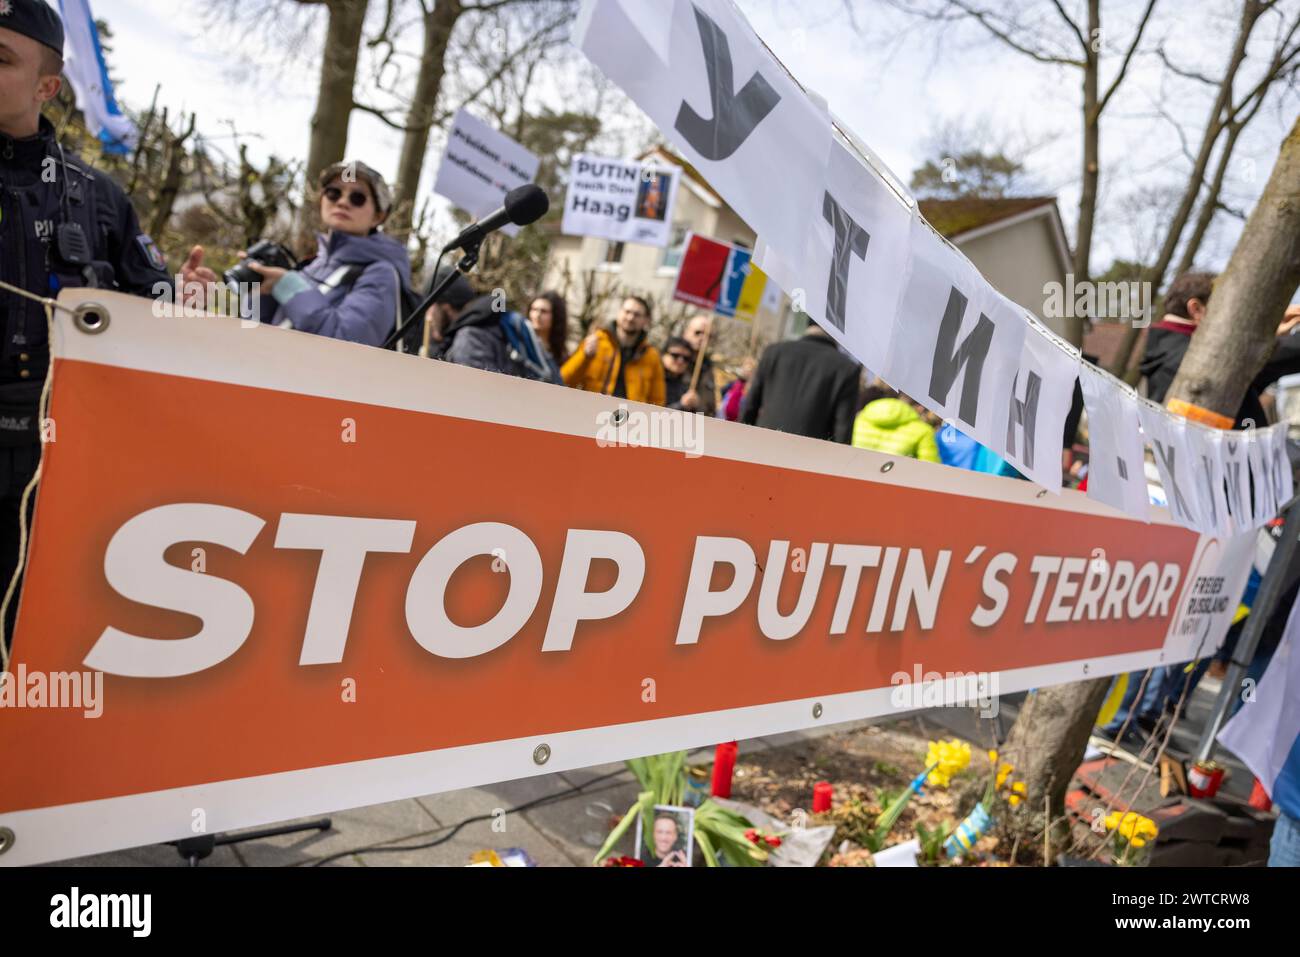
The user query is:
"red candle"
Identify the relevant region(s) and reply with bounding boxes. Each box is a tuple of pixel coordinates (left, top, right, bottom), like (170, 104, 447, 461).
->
(813, 781, 833, 813)
(711, 742, 738, 798)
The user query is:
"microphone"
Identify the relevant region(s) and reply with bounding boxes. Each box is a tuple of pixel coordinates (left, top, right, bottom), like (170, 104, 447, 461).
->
(444, 184, 549, 251)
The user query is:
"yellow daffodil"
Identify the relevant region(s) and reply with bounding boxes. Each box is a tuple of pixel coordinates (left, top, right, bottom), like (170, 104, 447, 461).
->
(925, 739, 972, 788)
(1104, 811, 1158, 841)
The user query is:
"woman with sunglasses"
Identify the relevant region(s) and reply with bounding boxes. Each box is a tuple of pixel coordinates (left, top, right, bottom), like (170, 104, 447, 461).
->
(661, 336, 699, 411)
(243, 161, 413, 347)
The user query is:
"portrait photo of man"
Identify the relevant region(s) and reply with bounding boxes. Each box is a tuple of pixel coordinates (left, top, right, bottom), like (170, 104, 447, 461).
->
(635, 805, 694, 867)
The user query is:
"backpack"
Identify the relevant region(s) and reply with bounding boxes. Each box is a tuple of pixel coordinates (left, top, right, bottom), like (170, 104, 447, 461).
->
(498, 310, 561, 384)
(315, 262, 424, 350)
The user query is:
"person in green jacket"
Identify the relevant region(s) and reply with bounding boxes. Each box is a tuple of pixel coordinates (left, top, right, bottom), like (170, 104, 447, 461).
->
(852, 390, 941, 463)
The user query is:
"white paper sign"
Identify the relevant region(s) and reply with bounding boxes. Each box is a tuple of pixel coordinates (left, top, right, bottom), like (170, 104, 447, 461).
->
(787, 136, 913, 373)
(432, 109, 540, 238)
(576, 0, 834, 265)
(1000, 320, 1079, 492)
(1138, 403, 1203, 531)
(562, 154, 682, 246)
(884, 217, 1025, 454)
(1244, 428, 1271, 527)
(1252, 423, 1294, 524)
(1078, 364, 1150, 520)
(1218, 428, 1253, 533)
(1186, 425, 1233, 537)
(1271, 423, 1295, 508)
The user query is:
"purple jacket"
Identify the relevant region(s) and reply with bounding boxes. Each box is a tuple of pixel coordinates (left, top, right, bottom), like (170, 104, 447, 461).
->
(263, 230, 412, 347)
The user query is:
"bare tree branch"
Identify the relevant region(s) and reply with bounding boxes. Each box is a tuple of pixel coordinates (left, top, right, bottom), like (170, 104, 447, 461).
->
(1098, 0, 1160, 114)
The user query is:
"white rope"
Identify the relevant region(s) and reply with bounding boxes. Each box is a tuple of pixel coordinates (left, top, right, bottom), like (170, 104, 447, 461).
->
(0, 300, 54, 674)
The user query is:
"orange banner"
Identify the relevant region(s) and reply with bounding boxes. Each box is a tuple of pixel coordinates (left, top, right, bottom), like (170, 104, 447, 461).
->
(0, 291, 1254, 865)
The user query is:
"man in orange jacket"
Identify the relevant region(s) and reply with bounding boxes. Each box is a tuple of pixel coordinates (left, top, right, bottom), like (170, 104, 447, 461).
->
(562, 295, 667, 405)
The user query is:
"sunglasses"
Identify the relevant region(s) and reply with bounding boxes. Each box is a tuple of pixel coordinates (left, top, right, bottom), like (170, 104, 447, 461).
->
(666, 351, 692, 361)
(323, 186, 371, 208)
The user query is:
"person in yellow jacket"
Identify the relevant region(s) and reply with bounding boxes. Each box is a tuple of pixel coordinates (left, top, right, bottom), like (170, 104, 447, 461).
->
(562, 296, 667, 405)
(852, 393, 941, 462)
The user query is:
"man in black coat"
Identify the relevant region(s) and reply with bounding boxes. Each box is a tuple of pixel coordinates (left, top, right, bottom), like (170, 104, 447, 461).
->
(740, 323, 861, 443)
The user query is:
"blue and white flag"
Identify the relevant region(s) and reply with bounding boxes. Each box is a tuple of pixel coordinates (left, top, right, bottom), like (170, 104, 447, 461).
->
(58, 0, 137, 155)
(1219, 592, 1300, 819)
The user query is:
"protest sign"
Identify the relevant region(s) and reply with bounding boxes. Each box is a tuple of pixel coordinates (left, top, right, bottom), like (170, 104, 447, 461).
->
(672, 233, 769, 319)
(0, 290, 1253, 865)
(432, 109, 540, 238)
(562, 153, 682, 247)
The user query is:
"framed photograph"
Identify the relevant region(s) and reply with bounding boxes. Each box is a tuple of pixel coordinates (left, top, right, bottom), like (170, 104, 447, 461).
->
(634, 804, 694, 867)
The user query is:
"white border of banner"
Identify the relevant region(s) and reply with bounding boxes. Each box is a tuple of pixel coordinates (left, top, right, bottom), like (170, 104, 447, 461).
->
(0, 290, 1244, 866)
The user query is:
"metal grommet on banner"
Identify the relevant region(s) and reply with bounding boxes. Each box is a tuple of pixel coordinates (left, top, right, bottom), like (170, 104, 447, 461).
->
(71, 301, 111, 335)
(1036, 489, 1048, 498)
(880, 462, 894, 473)
(532, 743, 551, 766)
(0, 826, 14, 856)
(612, 407, 628, 426)
(812, 702, 823, 719)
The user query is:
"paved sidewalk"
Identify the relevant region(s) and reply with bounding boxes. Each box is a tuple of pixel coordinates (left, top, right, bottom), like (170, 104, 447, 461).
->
(58, 722, 875, 867)
(54, 674, 1256, 867)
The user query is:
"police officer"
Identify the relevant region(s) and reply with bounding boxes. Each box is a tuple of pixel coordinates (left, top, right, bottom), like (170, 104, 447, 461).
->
(0, 0, 213, 643)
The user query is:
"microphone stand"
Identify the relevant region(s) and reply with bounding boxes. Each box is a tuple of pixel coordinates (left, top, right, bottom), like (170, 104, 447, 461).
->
(383, 238, 483, 352)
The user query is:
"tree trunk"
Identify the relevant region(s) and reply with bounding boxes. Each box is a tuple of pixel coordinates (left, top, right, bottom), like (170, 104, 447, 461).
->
(298, 0, 369, 247)
(389, 0, 464, 238)
(1167, 116, 1300, 415)
(1105, 0, 1262, 377)
(999, 678, 1113, 864)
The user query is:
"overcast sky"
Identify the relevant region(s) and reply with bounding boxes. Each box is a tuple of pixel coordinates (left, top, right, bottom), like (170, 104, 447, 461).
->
(93, 0, 1299, 278)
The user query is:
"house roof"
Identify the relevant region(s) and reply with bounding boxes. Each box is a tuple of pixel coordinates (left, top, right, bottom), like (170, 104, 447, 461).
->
(918, 196, 1058, 239)
(920, 195, 1073, 281)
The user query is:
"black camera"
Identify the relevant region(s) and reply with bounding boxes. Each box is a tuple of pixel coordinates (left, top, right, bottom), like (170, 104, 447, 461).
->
(223, 240, 297, 291)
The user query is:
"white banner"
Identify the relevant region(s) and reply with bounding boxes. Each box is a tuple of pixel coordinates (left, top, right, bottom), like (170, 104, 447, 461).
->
(1139, 403, 1204, 532)
(884, 217, 1025, 455)
(575, 0, 834, 260)
(562, 153, 682, 246)
(788, 136, 913, 373)
(1000, 320, 1080, 492)
(1265, 422, 1295, 513)
(1078, 364, 1150, 520)
(1245, 428, 1272, 527)
(432, 109, 540, 238)
(574, 0, 1289, 536)
(1187, 425, 1233, 538)
(1219, 428, 1254, 534)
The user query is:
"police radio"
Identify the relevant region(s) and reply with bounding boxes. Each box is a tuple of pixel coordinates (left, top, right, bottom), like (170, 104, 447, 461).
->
(53, 144, 94, 282)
